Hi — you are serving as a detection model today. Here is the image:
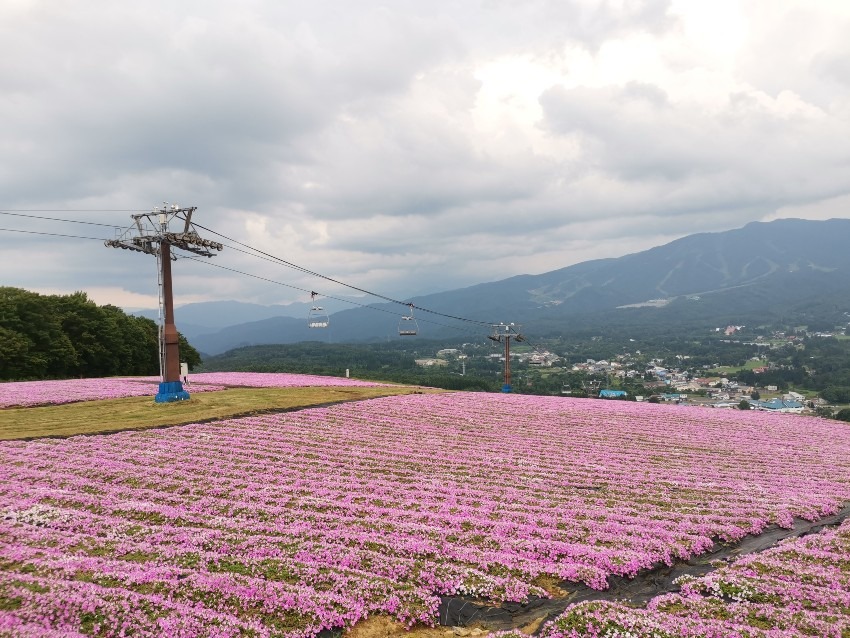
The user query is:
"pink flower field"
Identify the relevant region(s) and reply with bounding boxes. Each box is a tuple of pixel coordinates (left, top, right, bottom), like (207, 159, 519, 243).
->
(510, 514, 850, 637)
(172, 372, 392, 388)
(0, 373, 389, 408)
(2, 392, 850, 636)
(0, 378, 221, 408)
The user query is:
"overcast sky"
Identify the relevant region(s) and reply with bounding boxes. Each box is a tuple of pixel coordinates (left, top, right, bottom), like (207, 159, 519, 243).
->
(2, 0, 849, 311)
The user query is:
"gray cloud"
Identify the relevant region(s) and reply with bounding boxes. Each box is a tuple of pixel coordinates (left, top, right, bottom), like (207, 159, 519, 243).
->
(2, 0, 850, 310)
(539, 81, 850, 216)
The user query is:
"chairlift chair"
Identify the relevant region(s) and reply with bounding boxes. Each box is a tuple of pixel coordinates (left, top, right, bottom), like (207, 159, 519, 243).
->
(308, 292, 329, 329)
(398, 304, 418, 336)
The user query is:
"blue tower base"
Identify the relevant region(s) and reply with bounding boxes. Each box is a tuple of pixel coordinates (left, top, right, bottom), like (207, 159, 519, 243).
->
(155, 381, 190, 403)
(501, 384, 512, 393)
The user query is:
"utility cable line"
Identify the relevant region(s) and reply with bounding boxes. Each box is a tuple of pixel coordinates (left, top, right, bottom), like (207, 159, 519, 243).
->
(0, 227, 107, 241)
(2, 210, 497, 329)
(192, 222, 411, 304)
(185, 227, 547, 351)
(0, 223, 481, 335)
(0, 211, 122, 228)
(0, 213, 531, 341)
(0, 209, 139, 212)
(179, 255, 483, 336)
(516, 333, 549, 356)
(192, 221, 494, 328)
(205, 240, 480, 332)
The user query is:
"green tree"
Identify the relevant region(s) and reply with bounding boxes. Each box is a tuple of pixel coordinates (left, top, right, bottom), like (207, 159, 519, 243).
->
(815, 406, 834, 419)
(54, 291, 123, 377)
(0, 287, 202, 380)
(821, 386, 850, 404)
(834, 408, 850, 422)
(178, 332, 202, 371)
(0, 327, 35, 379)
(0, 287, 75, 378)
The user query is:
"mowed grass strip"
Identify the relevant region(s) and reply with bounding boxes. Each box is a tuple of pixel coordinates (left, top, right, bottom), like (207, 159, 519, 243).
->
(0, 385, 437, 440)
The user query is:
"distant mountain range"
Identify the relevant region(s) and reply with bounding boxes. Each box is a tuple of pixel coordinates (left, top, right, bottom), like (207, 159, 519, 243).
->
(133, 218, 850, 355)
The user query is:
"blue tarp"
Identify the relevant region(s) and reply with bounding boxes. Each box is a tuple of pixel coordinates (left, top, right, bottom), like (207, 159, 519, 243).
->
(599, 389, 627, 398)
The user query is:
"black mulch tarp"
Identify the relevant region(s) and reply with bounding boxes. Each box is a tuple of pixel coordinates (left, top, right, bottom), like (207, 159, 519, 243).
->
(437, 504, 850, 632)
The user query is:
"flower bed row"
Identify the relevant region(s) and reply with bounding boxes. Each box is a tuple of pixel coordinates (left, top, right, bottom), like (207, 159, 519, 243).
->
(0, 372, 389, 408)
(0, 377, 225, 408)
(2, 392, 850, 636)
(172, 372, 393, 389)
(515, 514, 850, 637)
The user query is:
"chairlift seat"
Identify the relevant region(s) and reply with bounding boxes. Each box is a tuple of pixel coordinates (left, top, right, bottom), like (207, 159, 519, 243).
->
(398, 311, 418, 336)
(308, 305, 329, 329)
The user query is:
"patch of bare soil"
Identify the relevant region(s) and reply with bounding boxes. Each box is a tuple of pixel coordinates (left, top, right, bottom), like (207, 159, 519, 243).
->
(346, 616, 541, 638)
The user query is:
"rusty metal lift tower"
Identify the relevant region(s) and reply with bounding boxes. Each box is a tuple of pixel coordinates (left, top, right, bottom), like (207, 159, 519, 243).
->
(488, 323, 524, 393)
(106, 204, 223, 402)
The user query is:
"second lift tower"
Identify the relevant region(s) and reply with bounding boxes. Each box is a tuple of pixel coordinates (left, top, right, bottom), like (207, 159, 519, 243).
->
(488, 323, 524, 393)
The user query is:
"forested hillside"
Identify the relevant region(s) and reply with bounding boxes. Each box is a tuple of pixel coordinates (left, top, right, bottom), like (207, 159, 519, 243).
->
(0, 287, 200, 381)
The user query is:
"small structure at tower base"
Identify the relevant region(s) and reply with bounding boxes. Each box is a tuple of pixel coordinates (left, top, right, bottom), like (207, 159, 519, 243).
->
(155, 381, 190, 403)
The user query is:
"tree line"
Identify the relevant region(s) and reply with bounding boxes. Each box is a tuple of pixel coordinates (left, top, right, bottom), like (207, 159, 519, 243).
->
(200, 327, 850, 407)
(198, 342, 495, 391)
(0, 287, 200, 381)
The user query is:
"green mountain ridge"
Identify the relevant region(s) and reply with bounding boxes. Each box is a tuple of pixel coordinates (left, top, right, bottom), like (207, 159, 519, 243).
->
(180, 218, 850, 354)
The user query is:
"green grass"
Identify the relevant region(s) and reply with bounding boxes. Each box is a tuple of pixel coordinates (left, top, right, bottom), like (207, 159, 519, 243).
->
(709, 359, 765, 376)
(0, 385, 438, 440)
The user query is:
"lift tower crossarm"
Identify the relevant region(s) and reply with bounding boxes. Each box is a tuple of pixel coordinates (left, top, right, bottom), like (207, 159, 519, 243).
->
(105, 204, 222, 403)
(105, 207, 223, 257)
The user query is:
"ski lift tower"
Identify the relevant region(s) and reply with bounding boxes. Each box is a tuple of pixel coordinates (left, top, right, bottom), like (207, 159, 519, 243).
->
(105, 204, 223, 402)
(488, 323, 524, 393)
